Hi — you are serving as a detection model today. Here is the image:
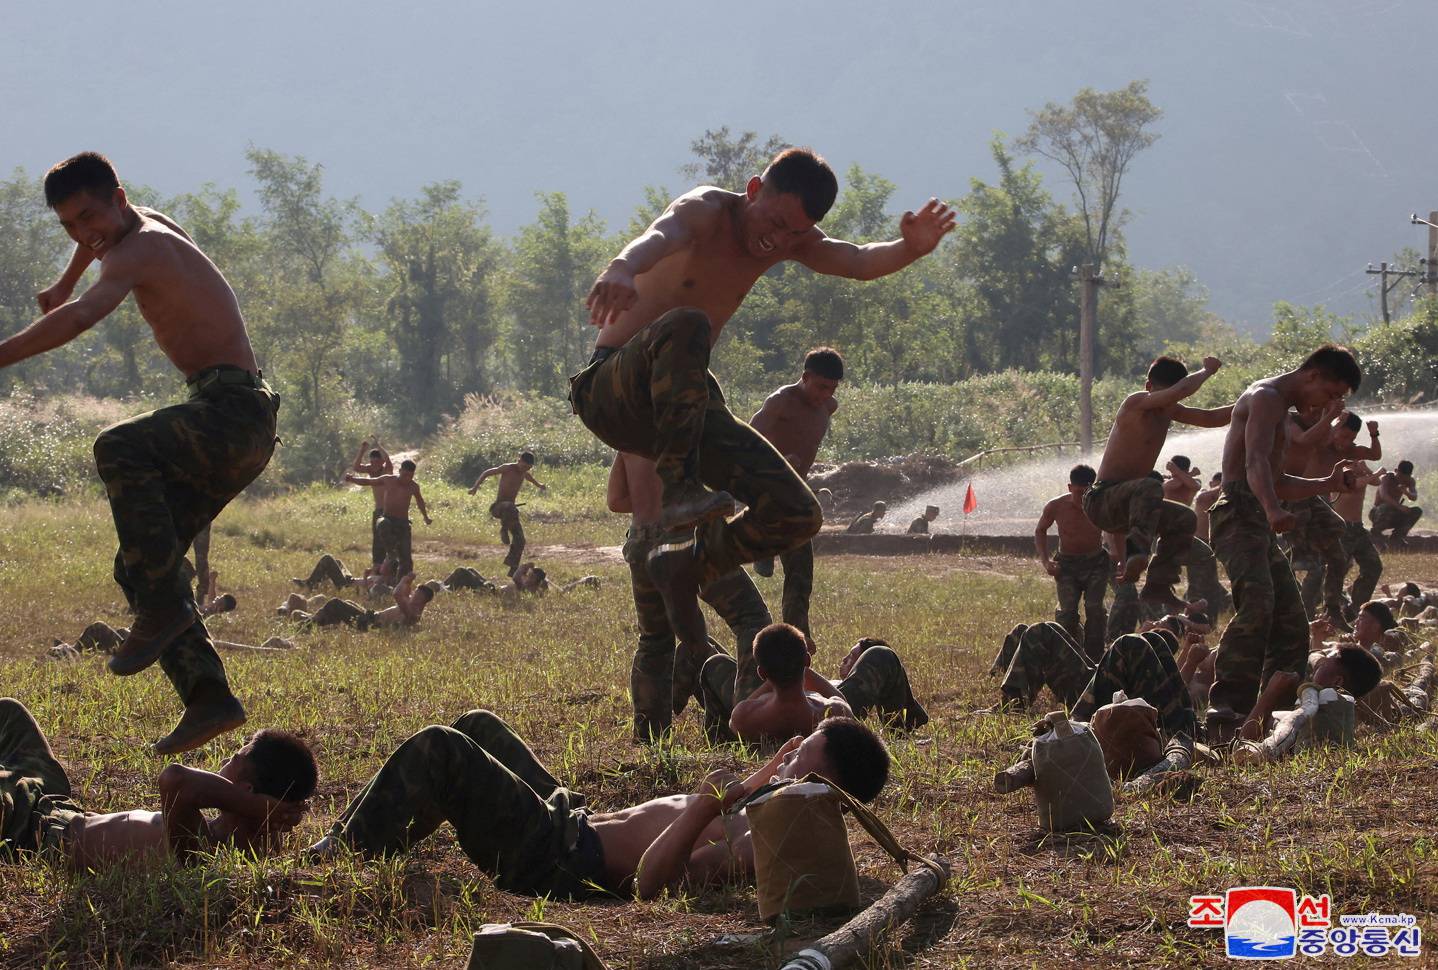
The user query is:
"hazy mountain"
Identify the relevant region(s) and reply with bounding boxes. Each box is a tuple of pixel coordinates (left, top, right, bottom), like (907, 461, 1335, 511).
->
(4, 0, 1431, 331)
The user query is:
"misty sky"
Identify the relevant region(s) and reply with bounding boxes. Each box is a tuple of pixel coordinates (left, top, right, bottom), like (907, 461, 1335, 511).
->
(4, 0, 1432, 330)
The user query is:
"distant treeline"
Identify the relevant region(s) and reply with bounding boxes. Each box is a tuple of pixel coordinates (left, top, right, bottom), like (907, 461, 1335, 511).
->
(1, 126, 1434, 487)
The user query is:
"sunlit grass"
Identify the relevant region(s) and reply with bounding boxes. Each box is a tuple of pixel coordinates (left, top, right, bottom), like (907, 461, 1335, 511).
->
(1, 494, 1435, 968)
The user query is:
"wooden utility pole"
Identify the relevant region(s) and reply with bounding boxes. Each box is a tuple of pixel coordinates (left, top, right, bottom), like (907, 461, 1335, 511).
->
(1427, 210, 1437, 298)
(1075, 265, 1116, 454)
(1365, 261, 1419, 323)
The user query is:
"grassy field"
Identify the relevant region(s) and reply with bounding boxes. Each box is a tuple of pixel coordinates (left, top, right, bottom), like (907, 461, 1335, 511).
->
(1, 489, 1436, 969)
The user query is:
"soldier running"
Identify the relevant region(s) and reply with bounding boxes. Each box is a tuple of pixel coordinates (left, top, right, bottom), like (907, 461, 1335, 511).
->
(470, 451, 546, 577)
(1036, 465, 1111, 661)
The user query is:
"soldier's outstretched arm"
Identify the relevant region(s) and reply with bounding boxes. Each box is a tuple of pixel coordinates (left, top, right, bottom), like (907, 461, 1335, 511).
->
(1, 255, 135, 368)
(794, 198, 956, 281)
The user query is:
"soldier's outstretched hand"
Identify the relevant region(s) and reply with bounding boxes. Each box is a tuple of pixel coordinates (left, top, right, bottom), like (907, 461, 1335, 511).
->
(899, 198, 957, 256)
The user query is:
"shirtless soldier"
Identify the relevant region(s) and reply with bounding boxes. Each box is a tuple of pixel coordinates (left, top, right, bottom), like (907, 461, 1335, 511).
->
(471, 451, 547, 577)
(0, 153, 280, 753)
(1206, 345, 1362, 740)
(1084, 356, 1232, 611)
(351, 441, 393, 568)
(749, 347, 844, 640)
(571, 147, 955, 649)
(308, 707, 889, 901)
(1371, 460, 1423, 540)
(0, 697, 314, 865)
(1279, 401, 1354, 626)
(346, 459, 431, 577)
(1036, 465, 1110, 660)
(1298, 411, 1383, 616)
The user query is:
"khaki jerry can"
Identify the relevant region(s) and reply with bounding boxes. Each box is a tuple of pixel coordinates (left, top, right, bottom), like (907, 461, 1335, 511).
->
(740, 772, 945, 922)
(466, 921, 607, 970)
(1031, 711, 1114, 832)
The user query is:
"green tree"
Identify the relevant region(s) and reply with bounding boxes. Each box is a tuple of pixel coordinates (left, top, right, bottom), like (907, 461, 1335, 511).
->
(1131, 265, 1211, 357)
(0, 169, 70, 393)
(682, 127, 788, 190)
(372, 181, 499, 431)
(1015, 80, 1162, 270)
(505, 193, 609, 395)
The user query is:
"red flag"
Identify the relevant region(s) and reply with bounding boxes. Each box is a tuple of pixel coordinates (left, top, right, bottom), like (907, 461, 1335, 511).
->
(963, 483, 978, 514)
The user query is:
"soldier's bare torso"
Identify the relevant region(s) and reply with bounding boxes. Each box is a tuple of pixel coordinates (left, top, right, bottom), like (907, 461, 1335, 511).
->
(1221, 380, 1289, 485)
(1096, 398, 1177, 482)
(493, 465, 530, 504)
(588, 795, 752, 890)
(595, 189, 792, 350)
(751, 384, 835, 476)
(104, 207, 256, 377)
(1044, 494, 1103, 555)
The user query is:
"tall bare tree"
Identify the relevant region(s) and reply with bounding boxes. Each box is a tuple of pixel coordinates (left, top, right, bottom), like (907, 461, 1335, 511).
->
(1015, 81, 1162, 269)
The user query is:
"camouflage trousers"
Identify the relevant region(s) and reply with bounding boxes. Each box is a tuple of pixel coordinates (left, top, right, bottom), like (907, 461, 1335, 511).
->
(1371, 503, 1423, 539)
(93, 378, 278, 705)
(303, 598, 376, 630)
(1300, 521, 1384, 613)
(624, 524, 772, 741)
(491, 501, 526, 575)
(994, 622, 1094, 709)
(0, 699, 84, 858)
(301, 554, 355, 589)
(375, 517, 413, 577)
(568, 309, 822, 584)
(1185, 537, 1230, 618)
(754, 542, 815, 636)
(1054, 549, 1110, 662)
(1083, 477, 1195, 591)
(369, 507, 384, 567)
(73, 621, 126, 653)
(698, 644, 918, 744)
(1208, 481, 1309, 717)
(1285, 496, 1348, 616)
(327, 709, 605, 898)
(1071, 632, 1197, 763)
(1107, 579, 1141, 641)
(444, 567, 492, 592)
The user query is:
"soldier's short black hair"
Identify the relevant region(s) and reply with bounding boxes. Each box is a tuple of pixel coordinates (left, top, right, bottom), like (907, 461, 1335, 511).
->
(1359, 600, 1397, 631)
(762, 147, 839, 221)
(1171, 455, 1192, 471)
(1299, 344, 1362, 392)
(754, 623, 807, 688)
(1397, 460, 1414, 476)
(217, 593, 237, 611)
(519, 451, 536, 465)
(1400, 582, 1421, 598)
(44, 151, 120, 207)
(815, 717, 889, 803)
(803, 347, 845, 381)
(1070, 464, 1096, 486)
(415, 585, 435, 604)
(1342, 412, 1362, 432)
(241, 730, 318, 802)
(400, 459, 417, 472)
(1146, 356, 1189, 389)
(368, 448, 382, 459)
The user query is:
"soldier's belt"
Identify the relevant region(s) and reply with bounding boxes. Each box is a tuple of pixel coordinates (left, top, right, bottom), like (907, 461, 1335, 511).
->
(186, 365, 266, 398)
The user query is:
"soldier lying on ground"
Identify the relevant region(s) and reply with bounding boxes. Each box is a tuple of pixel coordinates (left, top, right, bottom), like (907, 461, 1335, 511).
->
(0, 697, 315, 864)
(306, 709, 889, 901)
(696, 623, 928, 745)
(49, 621, 292, 661)
(285, 573, 434, 631)
(292, 554, 397, 596)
